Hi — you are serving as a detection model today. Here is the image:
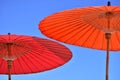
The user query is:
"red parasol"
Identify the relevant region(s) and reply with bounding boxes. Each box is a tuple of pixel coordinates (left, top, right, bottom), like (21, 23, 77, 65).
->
(39, 1, 120, 80)
(0, 33, 72, 80)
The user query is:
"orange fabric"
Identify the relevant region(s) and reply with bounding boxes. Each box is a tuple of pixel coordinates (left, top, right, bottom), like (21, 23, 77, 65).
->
(39, 6, 120, 51)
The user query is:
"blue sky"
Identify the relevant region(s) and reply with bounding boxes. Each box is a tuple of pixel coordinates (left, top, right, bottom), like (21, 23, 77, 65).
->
(0, 0, 120, 80)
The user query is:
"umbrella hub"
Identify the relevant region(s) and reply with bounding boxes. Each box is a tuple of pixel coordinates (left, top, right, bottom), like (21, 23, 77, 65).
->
(7, 60, 12, 67)
(6, 43, 14, 45)
(0, 42, 32, 61)
(105, 33, 111, 40)
(105, 12, 113, 17)
(81, 10, 120, 33)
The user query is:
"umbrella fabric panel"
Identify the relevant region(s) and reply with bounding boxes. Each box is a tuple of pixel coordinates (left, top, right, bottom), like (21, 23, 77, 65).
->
(0, 34, 72, 74)
(39, 6, 120, 51)
(33, 37, 72, 62)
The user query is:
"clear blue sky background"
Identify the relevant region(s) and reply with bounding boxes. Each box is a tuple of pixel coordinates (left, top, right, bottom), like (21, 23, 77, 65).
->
(0, 0, 120, 80)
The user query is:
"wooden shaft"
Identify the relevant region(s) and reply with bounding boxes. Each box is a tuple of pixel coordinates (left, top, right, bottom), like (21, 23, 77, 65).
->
(106, 38, 109, 80)
(7, 60, 12, 80)
(7, 33, 12, 80)
(105, 33, 111, 80)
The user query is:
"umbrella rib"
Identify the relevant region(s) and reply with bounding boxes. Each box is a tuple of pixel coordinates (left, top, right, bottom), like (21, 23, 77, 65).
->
(42, 22, 78, 35)
(32, 52, 56, 69)
(114, 10, 120, 13)
(42, 13, 81, 22)
(0, 37, 7, 41)
(42, 24, 80, 35)
(13, 35, 30, 42)
(19, 52, 47, 73)
(42, 11, 91, 25)
(0, 46, 5, 58)
(9, 35, 29, 44)
(91, 30, 101, 48)
(12, 45, 19, 59)
(13, 44, 32, 60)
(103, 6, 109, 11)
(38, 48, 64, 64)
(51, 23, 88, 38)
(27, 52, 49, 71)
(12, 36, 23, 41)
(41, 18, 85, 32)
(23, 53, 41, 73)
(111, 6, 120, 11)
(114, 16, 120, 30)
(30, 51, 61, 67)
(17, 57, 26, 74)
(12, 62, 16, 74)
(101, 32, 105, 50)
(78, 7, 101, 14)
(81, 16, 100, 31)
(87, 7, 104, 11)
(0, 59, 3, 68)
(29, 41, 65, 66)
(0, 59, 4, 73)
(32, 50, 63, 70)
(46, 16, 74, 23)
(57, 24, 91, 41)
(74, 25, 95, 44)
(42, 15, 70, 22)
(33, 38, 72, 61)
(14, 56, 25, 74)
(40, 45, 71, 60)
(81, 27, 97, 46)
(3, 60, 7, 74)
(28, 49, 60, 68)
(13, 36, 33, 46)
(41, 16, 76, 26)
(10, 37, 34, 58)
(2, 60, 7, 74)
(20, 54, 34, 73)
(115, 32, 120, 47)
(30, 52, 55, 70)
(28, 52, 47, 70)
(67, 25, 92, 43)
(52, 52, 71, 62)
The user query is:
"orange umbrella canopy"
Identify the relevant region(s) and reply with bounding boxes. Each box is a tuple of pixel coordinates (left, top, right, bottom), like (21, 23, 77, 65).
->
(39, 5, 120, 51)
(39, 2, 120, 80)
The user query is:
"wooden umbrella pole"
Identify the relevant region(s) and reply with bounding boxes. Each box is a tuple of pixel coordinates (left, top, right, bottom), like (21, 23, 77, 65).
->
(105, 2, 111, 80)
(7, 60, 12, 80)
(105, 33, 111, 80)
(7, 33, 13, 80)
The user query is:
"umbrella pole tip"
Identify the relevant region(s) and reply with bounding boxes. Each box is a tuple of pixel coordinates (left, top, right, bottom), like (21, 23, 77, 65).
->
(107, 1, 111, 6)
(8, 33, 11, 35)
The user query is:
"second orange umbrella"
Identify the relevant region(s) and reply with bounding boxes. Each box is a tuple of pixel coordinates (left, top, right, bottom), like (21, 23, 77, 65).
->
(39, 2, 120, 80)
